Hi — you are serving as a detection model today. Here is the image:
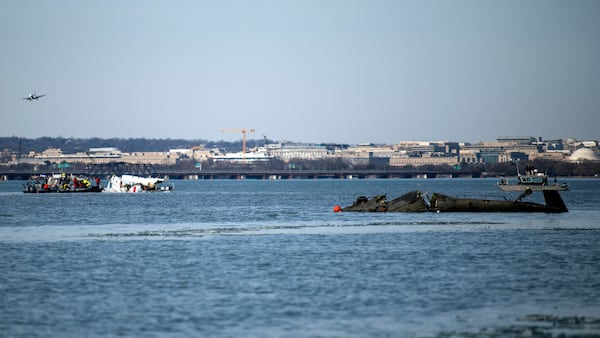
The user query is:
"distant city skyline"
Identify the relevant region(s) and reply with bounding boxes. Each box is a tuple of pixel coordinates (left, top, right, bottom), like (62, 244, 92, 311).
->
(1, 1, 599, 144)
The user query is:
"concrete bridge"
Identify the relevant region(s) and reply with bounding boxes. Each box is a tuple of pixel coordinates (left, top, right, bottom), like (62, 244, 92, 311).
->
(152, 168, 471, 180)
(1, 164, 475, 180)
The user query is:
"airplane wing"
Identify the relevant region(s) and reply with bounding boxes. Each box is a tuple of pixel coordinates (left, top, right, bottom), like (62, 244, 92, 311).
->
(22, 93, 45, 100)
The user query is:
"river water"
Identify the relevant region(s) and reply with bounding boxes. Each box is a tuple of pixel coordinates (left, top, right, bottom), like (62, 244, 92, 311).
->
(1, 178, 599, 337)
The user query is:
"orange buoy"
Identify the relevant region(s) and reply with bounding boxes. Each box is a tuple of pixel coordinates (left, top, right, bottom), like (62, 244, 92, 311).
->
(333, 205, 342, 213)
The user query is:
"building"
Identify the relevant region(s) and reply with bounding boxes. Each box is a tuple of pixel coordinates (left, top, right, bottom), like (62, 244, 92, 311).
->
(31, 147, 178, 166)
(570, 148, 600, 163)
(268, 143, 330, 162)
(389, 154, 458, 167)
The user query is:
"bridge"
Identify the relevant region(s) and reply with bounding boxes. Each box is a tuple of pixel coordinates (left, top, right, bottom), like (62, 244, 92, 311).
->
(1, 163, 476, 180)
(151, 168, 472, 180)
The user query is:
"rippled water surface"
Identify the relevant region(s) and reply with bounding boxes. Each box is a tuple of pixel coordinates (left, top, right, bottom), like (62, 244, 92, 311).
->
(1, 178, 599, 337)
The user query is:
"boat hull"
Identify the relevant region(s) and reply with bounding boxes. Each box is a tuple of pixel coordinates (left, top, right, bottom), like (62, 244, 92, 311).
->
(496, 184, 568, 192)
(23, 174, 103, 193)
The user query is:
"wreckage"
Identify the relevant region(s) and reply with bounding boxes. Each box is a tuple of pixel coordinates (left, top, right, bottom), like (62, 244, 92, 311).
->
(103, 175, 173, 193)
(337, 188, 568, 213)
(340, 191, 430, 212)
(336, 171, 569, 213)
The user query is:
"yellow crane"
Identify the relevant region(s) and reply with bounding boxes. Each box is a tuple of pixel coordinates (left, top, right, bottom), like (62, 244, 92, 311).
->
(221, 128, 255, 162)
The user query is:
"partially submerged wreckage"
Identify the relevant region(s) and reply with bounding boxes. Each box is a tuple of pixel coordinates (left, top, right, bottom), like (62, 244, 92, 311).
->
(336, 171, 569, 213)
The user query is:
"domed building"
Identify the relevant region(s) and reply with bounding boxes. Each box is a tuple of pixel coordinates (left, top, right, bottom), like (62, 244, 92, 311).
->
(570, 148, 600, 162)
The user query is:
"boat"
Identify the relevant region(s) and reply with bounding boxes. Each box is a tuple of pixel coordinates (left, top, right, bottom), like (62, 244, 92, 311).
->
(496, 164, 568, 192)
(23, 173, 103, 193)
(103, 174, 173, 193)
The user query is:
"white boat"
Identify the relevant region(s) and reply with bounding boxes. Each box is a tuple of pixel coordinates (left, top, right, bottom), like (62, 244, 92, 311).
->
(104, 175, 173, 193)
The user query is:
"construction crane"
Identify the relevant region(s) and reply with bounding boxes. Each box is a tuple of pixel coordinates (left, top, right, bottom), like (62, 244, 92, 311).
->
(221, 129, 255, 162)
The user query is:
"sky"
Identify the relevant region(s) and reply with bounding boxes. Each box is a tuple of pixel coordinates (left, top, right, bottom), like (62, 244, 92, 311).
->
(1, 0, 599, 145)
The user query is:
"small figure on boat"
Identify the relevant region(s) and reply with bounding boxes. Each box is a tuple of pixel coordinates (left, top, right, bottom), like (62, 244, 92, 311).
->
(525, 163, 536, 176)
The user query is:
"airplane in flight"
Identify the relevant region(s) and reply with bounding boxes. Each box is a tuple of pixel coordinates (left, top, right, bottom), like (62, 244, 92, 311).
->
(23, 92, 45, 101)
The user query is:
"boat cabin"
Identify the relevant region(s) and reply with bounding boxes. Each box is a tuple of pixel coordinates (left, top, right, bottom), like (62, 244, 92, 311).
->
(518, 174, 548, 185)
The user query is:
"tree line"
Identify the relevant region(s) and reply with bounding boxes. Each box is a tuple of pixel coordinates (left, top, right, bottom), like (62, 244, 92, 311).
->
(0, 136, 269, 154)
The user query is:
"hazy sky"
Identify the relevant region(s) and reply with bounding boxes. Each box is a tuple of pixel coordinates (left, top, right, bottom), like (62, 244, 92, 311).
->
(1, 0, 599, 144)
